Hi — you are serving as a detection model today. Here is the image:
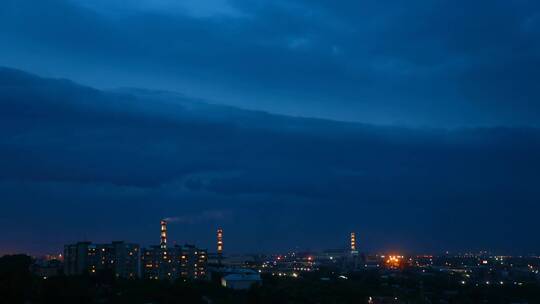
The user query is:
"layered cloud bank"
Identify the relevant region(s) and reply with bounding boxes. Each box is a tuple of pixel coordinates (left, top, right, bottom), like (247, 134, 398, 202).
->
(1, 68, 539, 254)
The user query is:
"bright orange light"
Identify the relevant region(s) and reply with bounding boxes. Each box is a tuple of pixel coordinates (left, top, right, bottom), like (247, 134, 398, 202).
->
(385, 255, 403, 268)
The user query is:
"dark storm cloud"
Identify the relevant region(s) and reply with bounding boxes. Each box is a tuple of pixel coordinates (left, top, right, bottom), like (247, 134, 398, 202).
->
(1, 68, 540, 254)
(1, 0, 540, 255)
(1, 0, 539, 126)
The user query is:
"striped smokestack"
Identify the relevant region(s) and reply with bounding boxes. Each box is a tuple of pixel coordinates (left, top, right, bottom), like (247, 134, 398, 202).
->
(160, 220, 167, 249)
(217, 228, 223, 254)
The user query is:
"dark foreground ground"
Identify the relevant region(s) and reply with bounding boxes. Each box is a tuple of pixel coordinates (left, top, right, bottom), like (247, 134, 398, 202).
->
(2, 255, 540, 304)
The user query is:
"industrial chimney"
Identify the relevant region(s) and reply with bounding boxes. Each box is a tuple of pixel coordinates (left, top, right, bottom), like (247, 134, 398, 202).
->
(350, 232, 357, 253)
(160, 220, 167, 249)
(217, 228, 223, 254)
(217, 228, 223, 265)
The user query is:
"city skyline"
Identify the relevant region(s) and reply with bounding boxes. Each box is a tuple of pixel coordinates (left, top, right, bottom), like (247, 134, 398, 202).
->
(2, 1, 540, 302)
(12, 218, 540, 258)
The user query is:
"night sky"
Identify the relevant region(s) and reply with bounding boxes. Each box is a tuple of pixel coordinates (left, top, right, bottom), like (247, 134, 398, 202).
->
(1, 0, 540, 255)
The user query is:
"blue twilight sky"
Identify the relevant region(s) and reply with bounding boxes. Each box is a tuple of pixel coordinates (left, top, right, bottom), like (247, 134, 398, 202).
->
(1, 0, 540, 126)
(0, 0, 540, 255)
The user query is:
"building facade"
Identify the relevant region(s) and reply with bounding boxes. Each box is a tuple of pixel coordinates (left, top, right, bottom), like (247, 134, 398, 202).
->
(64, 241, 140, 278)
(141, 244, 207, 280)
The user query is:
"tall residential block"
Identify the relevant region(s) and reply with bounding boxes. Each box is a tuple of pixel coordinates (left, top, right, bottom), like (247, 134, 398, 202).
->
(64, 241, 140, 278)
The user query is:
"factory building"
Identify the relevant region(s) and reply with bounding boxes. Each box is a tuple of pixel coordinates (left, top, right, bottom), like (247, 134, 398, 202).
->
(221, 269, 262, 290)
